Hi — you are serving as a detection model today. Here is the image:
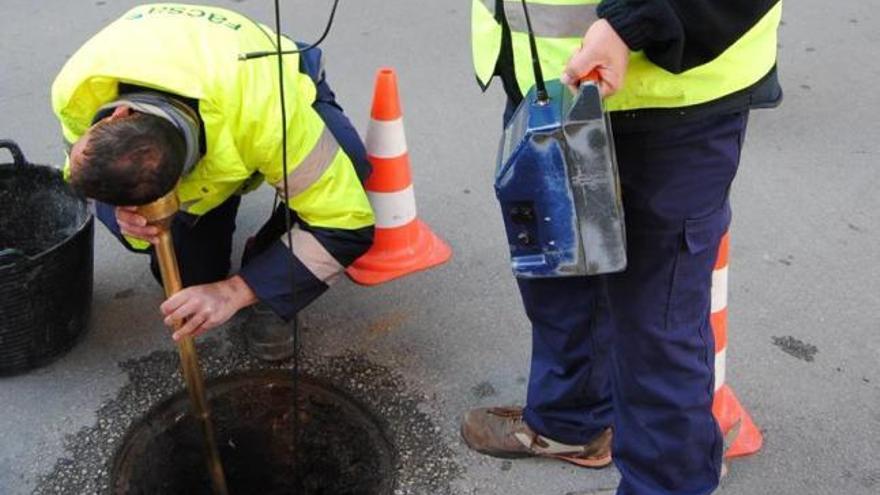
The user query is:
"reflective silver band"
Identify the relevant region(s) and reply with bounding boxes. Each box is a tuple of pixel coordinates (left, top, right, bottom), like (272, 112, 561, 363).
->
(275, 125, 340, 197)
(281, 225, 345, 285)
(480, 0, 598, 39)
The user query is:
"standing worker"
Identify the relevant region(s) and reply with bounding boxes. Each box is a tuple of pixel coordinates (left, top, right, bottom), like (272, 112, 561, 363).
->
(52, 3, 374, 359)
(463, 1, 782, 494)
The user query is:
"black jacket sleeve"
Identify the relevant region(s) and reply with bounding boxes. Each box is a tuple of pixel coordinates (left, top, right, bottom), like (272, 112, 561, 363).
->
(597, 0, 778, 74)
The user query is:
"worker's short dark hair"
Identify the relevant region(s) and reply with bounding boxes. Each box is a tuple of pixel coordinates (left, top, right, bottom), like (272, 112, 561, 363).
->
(70, 112, 186, 205)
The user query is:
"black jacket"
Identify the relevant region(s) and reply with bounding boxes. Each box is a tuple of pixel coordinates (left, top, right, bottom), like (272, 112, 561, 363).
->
(599, 0, 778, 74)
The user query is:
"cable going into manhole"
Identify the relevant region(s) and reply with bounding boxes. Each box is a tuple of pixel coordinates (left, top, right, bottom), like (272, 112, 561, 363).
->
(271, 0, 303, 483)
(238, 0, 343, 487)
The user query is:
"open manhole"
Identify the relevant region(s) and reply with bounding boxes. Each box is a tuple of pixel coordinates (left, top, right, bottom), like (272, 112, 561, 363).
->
(111, 369, 396, 494)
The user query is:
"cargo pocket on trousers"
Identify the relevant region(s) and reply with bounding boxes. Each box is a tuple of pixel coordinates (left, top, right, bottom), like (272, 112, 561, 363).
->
(666, 203, 731, 331)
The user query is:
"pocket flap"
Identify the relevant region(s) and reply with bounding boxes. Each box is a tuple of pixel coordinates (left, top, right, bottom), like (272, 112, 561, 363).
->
(684, 203, 731, 254)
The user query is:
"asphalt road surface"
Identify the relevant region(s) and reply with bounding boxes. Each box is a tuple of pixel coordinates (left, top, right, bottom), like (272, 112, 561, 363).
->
(1, 1, 877, 494)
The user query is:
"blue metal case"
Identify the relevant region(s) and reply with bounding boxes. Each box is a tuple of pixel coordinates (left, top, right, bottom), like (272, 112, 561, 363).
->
(495, 79, 627, 278)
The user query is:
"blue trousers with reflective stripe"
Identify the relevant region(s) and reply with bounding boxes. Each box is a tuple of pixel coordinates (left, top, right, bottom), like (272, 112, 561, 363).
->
(96, 44, 372, 319)
(504, 102, 748, 495)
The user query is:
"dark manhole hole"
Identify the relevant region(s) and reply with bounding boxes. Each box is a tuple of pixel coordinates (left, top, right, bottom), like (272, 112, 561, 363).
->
(111, 370, 396, 494)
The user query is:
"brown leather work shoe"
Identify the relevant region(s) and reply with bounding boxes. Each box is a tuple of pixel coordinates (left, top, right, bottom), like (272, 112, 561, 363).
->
(461, 406, 612, 468)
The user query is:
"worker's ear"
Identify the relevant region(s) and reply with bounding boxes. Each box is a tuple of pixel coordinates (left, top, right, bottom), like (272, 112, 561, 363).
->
(108, 105, 133, 120)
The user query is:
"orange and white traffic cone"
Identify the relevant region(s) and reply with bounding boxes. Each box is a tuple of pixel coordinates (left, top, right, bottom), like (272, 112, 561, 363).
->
(711, 232, 764, 459)
(347, 68, 452, 286)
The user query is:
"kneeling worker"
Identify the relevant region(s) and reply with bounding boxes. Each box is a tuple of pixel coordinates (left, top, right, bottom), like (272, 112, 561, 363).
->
(51, 4, 375, 358)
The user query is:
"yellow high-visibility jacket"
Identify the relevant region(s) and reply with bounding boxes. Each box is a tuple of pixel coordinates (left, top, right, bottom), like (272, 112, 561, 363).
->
(52, 3, 374, 246)
(472, 0, 782, 113)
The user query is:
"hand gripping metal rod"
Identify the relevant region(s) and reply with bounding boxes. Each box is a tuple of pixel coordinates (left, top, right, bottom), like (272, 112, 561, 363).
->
(138, 191, 229, 495)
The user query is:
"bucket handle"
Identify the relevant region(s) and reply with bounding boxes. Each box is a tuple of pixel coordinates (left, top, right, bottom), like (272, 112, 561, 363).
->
(0, 140, 28, 167)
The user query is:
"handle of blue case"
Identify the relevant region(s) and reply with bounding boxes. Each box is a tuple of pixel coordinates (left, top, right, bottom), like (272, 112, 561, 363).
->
(578, 69, 601, 85)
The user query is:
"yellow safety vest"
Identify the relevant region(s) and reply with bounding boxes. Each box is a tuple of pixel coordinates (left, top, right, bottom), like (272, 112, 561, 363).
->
(472, 0, 782, 112)
(53, 3, 374, 238)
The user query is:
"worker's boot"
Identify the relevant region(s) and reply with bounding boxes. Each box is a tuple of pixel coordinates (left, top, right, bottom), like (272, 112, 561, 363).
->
(460, 406, 612, 468)
(244, 304, 297, 362)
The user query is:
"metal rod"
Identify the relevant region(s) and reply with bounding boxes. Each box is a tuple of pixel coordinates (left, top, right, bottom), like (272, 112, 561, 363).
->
(140, 193, 229, 495)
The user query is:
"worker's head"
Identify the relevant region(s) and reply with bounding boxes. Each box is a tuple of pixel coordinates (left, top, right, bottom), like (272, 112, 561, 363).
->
(68, 105, 186, 205)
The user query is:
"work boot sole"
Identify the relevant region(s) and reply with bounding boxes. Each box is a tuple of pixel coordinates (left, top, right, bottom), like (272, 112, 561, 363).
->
(550, 452, 613, 469)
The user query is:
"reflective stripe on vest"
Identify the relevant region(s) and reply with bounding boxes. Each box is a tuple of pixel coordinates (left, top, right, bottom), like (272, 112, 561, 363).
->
(480, 0, 598, 38)
(274, 125, 341, 198)
(281, 225, 345, 285)
(472, 0, 782, 112)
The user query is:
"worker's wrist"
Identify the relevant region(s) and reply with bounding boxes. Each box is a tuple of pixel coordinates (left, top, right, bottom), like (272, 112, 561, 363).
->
(596, 1, 650, 51)
(225, 275, 258, 311)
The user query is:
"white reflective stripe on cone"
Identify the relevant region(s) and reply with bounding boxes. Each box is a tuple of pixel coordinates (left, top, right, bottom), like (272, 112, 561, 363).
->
(711, 266, 728, 313)
(280, 225, 345, 285)
(365, 118, 407, 159)
(368, 185, 417, 228)
(715, 347, 727, 391)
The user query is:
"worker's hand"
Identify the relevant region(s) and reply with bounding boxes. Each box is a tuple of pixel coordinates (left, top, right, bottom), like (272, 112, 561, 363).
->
(160, 275, 258, 341)
(560, 19, 630, 98)
(116, 206, 160, 245)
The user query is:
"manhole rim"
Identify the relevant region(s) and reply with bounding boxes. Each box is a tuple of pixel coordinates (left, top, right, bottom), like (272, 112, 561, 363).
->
(109, 368, 398, 494)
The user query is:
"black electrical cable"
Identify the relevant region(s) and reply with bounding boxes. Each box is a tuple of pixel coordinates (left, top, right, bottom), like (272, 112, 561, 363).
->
(263, 0, 344, 484)
(221, 0, 341, 484)
(519, 0, 549, 103)
(240, 0, 340, 61)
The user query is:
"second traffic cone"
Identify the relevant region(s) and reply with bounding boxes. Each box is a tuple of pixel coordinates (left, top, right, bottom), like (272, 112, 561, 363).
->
(347, 68, 452, 286)
(710, 232, 764, 459)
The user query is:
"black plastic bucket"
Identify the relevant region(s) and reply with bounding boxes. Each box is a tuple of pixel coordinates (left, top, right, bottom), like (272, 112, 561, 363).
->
(0, 140, 94, 376)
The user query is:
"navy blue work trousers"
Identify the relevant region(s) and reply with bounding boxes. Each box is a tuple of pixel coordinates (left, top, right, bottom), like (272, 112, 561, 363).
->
(96, 45, 372, 319)
(504, 103, 748, 495)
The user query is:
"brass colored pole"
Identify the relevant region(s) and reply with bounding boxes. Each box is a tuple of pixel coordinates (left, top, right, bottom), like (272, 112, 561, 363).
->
(139, 191, 229, 495)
